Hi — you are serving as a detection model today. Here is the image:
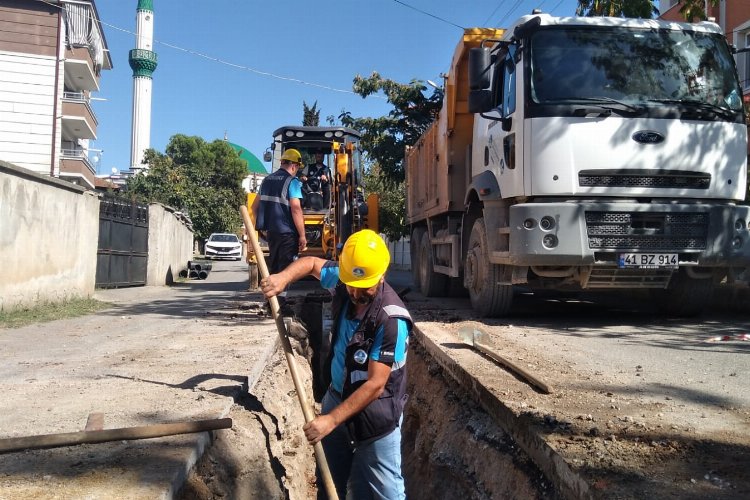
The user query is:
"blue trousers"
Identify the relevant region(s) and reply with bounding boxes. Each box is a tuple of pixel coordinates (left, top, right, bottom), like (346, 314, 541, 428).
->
(317, 388, 406, 500)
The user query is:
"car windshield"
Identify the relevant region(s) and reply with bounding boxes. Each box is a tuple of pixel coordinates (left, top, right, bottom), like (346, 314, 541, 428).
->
(529, 27, 743, 111)
(210, 234, 239, 243)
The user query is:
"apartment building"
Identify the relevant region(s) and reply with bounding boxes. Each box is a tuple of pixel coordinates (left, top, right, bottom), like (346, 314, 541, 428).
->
(0, 0, 111, 189)
(660, 0, 750, 91)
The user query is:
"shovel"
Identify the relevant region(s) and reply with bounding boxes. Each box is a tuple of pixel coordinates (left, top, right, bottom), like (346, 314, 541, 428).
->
(458, 326, 552, 394)
(241, 205, 339, 500)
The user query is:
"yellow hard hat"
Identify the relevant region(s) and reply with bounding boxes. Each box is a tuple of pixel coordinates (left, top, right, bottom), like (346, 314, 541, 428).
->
(339, 229, 390, 288)
(280, 148, 302, 163)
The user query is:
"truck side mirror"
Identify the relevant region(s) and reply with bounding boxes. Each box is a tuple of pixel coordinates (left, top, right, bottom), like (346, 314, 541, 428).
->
(468, 89, 493, 113)
(469, 47, 491, 90)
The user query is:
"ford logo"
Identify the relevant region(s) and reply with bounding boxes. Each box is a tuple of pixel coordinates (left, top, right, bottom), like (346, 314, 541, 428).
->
(632, 130, 665, 144)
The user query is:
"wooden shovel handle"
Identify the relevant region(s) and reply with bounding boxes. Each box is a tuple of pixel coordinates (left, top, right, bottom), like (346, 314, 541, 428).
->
(241, 205, 339, 500)
(474, 342, 552, 394)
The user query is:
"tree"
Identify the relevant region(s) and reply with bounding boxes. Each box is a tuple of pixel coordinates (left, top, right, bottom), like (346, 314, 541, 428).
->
(575, 0, 719, 20)
(340, 72, 443, 184)
(303, 100, 320, 126)
(126, 134, 247, 242)
(576, 0, 658, 17)
(676, 0, 720, 21)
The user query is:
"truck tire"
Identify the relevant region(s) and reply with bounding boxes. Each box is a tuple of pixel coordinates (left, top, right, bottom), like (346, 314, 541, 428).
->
(653, 270, 713, 317)
(419, 230, 448, 297)
(410, 227, 426, 290)
(466, 218, 513, 317)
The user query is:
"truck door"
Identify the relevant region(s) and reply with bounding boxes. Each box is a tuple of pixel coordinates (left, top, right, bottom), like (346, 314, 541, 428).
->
(474, 45, 524, 199)
(495, 46, 524, 198)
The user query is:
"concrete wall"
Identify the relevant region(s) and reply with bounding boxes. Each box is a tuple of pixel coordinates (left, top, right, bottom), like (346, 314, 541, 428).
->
(386, 236, 411, 271)
(146, 203, 193, 286)
(0, 161, 99, 312)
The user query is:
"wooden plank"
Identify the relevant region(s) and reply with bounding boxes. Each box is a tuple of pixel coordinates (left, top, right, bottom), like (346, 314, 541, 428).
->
(0, 418, 233, 454)
(84, 412, 104, 432)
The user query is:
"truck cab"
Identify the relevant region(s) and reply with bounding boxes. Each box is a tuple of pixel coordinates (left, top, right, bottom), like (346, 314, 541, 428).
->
(407, 14, 750, 317)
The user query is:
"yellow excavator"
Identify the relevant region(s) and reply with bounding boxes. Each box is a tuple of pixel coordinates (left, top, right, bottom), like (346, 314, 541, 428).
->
(245, 126, 378, 289)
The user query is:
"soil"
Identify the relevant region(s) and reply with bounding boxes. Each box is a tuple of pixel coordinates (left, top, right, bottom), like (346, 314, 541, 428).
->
(177, 350, 316, 500)
(403, 289, 750, 500)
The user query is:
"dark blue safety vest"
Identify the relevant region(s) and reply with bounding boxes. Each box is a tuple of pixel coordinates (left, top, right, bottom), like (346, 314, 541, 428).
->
(256, 169, 297, 234)
(327, 281, 413, 445)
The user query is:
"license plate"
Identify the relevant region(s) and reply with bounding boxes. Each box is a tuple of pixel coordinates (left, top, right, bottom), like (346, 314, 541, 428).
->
(618, 253, 678, 269)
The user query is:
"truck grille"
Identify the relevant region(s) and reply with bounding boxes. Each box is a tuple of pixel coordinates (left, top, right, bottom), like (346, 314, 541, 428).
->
(579, 170, 710, 189)
(585, 211, 708, 250)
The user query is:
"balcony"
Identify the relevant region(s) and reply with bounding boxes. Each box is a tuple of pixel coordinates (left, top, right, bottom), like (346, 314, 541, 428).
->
(61, 92, 97, 140)
(64, 47, 99, 91)
(60, 148, 96, 188)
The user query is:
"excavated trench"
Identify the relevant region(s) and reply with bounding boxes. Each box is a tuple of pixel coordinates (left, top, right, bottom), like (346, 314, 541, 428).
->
(178, 330, 557, 500)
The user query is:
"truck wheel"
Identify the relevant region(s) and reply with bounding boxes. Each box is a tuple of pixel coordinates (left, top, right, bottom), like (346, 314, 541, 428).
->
(653, 270, 713, 317)
(410, 227, 426, 290)
(419, 230, 448, 297)
(466, 218, 513, 317)
(248, 262, 259, 291)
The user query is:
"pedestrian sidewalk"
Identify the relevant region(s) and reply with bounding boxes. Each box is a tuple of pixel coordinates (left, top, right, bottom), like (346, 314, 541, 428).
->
(0, 263, 279, 499)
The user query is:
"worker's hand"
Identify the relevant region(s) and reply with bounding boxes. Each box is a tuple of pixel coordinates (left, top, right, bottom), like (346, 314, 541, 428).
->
(298, 236, 307, 253)
(260, 274, 287, 298)
(303, 414, 337, 444)
(320, 174, 328, 183)
(300, 175, 308, 182)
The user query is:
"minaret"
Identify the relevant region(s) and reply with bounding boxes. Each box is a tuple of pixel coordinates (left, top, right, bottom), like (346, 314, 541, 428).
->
(128, 0, 157, 173)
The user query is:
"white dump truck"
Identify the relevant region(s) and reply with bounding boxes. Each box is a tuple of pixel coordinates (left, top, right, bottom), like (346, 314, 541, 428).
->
(406, 13, 750, 316)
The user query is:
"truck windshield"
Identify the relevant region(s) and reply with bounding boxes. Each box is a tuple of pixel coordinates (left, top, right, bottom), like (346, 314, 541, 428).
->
(529, 27, 743, 114)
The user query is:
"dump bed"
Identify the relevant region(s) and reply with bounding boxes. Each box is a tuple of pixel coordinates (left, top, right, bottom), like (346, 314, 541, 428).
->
(406, 28, 504, 224)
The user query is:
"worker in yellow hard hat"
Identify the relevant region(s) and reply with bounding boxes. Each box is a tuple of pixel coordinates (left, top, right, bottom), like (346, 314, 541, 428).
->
(251, 148, 306, 314)
(260, 229, 412, 499)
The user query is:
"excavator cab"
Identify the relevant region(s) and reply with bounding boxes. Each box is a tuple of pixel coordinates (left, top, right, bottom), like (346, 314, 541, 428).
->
(263, 126, 378, 259)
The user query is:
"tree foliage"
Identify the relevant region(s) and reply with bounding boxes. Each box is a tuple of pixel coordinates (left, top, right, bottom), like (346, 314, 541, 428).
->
(576, 0, 658, 17)
(126, 134, 247, 242)
(362, 165, 408, 240)
(303, 100, 320, 126)
(575, 0, 719, 20)
(340, 72, 443, 184)
(676, 0, 720, 21)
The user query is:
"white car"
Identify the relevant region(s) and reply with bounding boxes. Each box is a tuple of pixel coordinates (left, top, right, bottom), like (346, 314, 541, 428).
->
(205, 233, 242, 260)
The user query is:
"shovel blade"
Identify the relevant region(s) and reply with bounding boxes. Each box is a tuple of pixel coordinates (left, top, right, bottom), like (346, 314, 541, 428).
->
(457, 326, 491, 346)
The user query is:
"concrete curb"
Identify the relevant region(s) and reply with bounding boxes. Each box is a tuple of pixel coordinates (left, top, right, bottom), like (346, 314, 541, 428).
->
(412, 324, 593, 500)
(163, 321, 282, 499)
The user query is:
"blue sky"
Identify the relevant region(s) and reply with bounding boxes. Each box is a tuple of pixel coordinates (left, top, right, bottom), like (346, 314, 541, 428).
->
(92, 0, 581, 176)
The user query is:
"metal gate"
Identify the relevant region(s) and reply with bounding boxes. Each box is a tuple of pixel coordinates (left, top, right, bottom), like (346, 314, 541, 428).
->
(95, 196, 149, 288)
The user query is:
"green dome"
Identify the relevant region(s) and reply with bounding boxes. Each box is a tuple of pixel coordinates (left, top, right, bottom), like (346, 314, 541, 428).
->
(137, 0, 154, 12)
(228, 142, 266, 174)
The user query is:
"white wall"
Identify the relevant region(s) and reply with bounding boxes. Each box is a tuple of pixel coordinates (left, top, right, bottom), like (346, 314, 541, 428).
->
(385, 236, 411, 270)
(146, 203, 194, 285)
(0, 51, 55, 174)
(0, 161, 99, 312)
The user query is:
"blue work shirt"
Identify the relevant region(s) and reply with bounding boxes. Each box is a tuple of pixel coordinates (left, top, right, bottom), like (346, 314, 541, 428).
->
(320, 264, 409, 394)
